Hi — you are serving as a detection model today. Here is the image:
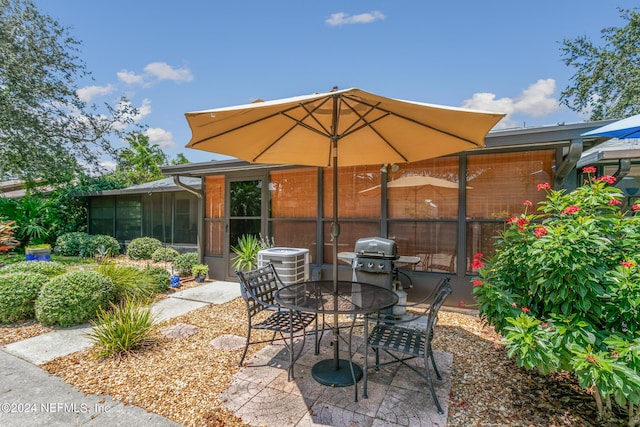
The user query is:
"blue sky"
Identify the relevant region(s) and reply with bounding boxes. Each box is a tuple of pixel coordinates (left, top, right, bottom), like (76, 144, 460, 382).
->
(34, 1, 630, 166)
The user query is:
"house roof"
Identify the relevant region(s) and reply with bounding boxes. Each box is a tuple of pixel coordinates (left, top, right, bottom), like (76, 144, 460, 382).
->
(577, 139, 640, 167)
(0, 180, 59, 199)
(161, 158, 291, 177)
(161, 120, 617, 177)
(86, 176, 202, 196)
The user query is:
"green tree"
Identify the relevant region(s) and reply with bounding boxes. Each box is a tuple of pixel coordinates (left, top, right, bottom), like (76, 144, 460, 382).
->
(0, 175, 127, 247)
(114, 132, 168, 186)
(171, 153, 190, 165)
(0, 0, 136, 185)
(45, 175, 128, 239)
(560, 8, 640, 120)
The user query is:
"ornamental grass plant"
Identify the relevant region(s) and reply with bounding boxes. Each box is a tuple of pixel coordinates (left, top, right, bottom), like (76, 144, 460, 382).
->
(88, 299, 158, 357)
(96, 260, 158, 304)
(231, 234, 263, 272)
(473, 168, 640, 426)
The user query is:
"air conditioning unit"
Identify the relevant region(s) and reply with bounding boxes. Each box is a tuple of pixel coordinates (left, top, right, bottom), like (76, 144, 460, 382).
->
(258, 247, 310, 285)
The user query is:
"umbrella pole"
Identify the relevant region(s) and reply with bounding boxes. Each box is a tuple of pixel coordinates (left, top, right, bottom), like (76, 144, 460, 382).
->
(313, 94, 362, 386)
(331, 93, 341, 371)
(331, 136, 340, 371)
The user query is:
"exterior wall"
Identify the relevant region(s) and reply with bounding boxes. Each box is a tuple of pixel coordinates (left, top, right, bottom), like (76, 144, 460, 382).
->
(201, 147, 559, 307)
(88, 191, 198, 251)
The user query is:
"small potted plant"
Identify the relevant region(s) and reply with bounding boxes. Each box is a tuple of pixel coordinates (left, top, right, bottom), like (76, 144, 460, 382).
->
(191, 263, 209, 283)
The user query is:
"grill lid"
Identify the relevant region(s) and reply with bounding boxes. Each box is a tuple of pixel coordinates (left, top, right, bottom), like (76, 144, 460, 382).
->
(354, 237, 398, 259)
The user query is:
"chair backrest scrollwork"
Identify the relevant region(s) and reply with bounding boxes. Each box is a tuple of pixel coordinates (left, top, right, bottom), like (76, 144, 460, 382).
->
(236, 264, 282, 316)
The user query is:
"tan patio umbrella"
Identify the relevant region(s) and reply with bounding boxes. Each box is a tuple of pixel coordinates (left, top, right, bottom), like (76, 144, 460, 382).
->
(186, 87, 502, 274)
(358, 174, 469, 195)
(185, 87, 504, 384)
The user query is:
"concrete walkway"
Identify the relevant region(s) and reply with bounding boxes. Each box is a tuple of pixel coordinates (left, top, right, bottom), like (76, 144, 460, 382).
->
(1, 281, 241, 427)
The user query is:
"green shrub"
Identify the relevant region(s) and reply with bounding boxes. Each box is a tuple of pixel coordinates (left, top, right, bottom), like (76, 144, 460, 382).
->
(54, 232, 93, 257)
(474, 171, 640, 425)
(173, 252, 198, 276)
(0, 272, 49, 323)
(35, 270, 115, 327)
(126, 237, 162, 260)
(88, 299, 158, 357)
(144, 266, 170, 292)
(151, 247, 179, 263)
(0, 260, 66, 277)
(96, 261, 157, 303)
(93, 235, 121, 257)
(54, 232, 119, 258)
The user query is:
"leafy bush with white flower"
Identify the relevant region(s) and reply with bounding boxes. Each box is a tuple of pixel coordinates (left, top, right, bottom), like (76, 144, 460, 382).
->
(473, 167, 640, 426)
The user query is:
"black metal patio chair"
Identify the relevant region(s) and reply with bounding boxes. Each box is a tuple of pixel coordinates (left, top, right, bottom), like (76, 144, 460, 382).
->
(362, 277, 452, 414)
(236, 263, 317, 381)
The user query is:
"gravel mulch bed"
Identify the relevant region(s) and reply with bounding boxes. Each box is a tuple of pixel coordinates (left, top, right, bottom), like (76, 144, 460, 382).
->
(41, 297, 252, 426)
(0, 320, 55, 346)
(2, 277, 619, 426)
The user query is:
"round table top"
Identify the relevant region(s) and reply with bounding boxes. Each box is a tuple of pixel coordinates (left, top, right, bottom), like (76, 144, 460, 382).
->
(275, 280, 399, 315)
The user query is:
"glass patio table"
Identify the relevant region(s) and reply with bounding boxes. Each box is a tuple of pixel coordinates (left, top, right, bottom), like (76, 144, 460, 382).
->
(275, 280, 398, 400)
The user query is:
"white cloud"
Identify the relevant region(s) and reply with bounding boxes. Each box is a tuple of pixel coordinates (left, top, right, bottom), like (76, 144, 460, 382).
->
(326, 11, 385, 26)
(144, 62, 193, 83)
(145, 127, 176, 149)
(513, 79, 560, 118)
(117, 70, 145, 85)
(462, 79, 563, 129)
(76, 84, 117, 102)
(462, 92, 514, 114)
(100, 160, 116, 172)
(136, 98, 152, 121)
(118, 62, 193, 87)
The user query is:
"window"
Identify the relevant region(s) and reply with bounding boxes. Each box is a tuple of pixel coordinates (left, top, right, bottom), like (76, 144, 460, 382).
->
(174, 193, 198, 244)
(89, 197, 114, 236)
(323, 221, 380, 263)
(466, 151, 554, 220)
(115, 196, 141, 241)
(387, 158, 459, 272)
(320, 165, 381, 262)
(390, 221, 457, 273)
(465, 150, 555, 272)
(269, 168, 318, 258)
(205, 176, 224, 256)
(270, 168, 317, 218)
(387, 158, 459, 219)
(323, 165, 381, 218)
(142, 193, 171, 242)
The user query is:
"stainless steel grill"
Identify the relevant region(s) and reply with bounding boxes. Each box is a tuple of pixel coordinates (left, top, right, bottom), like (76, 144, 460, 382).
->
(354, 236, 398, 260)
(352, 237, 399, 316)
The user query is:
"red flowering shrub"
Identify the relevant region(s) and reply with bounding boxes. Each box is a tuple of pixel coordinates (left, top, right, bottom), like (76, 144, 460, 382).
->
(473, 169, 640, 425)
